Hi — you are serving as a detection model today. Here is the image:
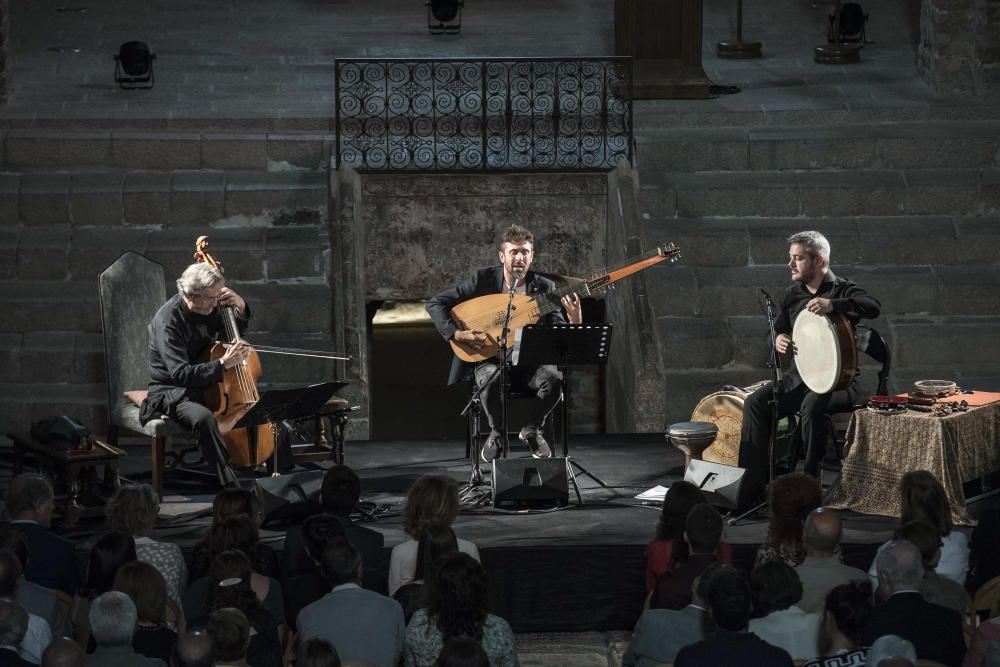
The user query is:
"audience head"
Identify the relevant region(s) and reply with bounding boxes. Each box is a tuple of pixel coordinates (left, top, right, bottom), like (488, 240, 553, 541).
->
(403, 475, 460, 540)
(899, 470, 952, 535)
(819, 581, 874, 655)
(41, 637, 84, 667)
(113, 560, 167, 624)
(302, 513, 346, 563)
(866, 634, 916, 666)
(767, 473, 822, 549)
(803, 507, 842, 557)
(107, 483, 160, 537)
(0, 550, 22, 597)
(206, 608, 250, 664)
(212, 489, 263, 528)
(0, 529, 30, 570)
(321, 465, 361, 516)
(692, 562, 722, 609)
(435, 636, 490, 667)
(876, 539, 924, 595)
(296, 637, 342, 667)
(0, 597, 28, 648)
(5, 473, 55, 526)
(207, 550, 257, 615)
(84, 531, 136, 599)
(171, 628, 216, 667)
(89, 591, 138, 647)
(684, 503, 722, 555)
(655, 480, 706, 542)
(416, 523, 459, 584)
(750, 560, 803, 617)
(204, 515, 259, 564)
(703, 565, 753, 632)
(896, 520, 941, 571)
(320, 539, 361, 589)
(429, 552, 489, 642)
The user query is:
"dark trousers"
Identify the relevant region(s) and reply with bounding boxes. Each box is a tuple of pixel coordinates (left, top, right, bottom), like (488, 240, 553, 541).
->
(473, 360, 562, 434)
(738, 377, 858, 480)
(171, 397, 239, 486)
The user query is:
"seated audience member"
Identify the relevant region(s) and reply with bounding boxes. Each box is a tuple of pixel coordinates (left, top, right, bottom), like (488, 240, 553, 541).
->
(967, 507, 1000, 594)
(280, 465, 385, 593)
(405, 552, 516, 667)
(394, 523, 458, 624)
(964, 612, 1000, 666)
(865, 635, 916, 667)
(85, 591, 166, 666)
(674, 565, 794, 667)
(0, 528, 70, 638)
(3, 473, 80, 596)
(861, 539, 965, 667)
(435, 637, 490, 667)
(897, 520, 970, 615)
(190, 490, 277, 581)
(0, 551, 51, 663)
(795, 508, 868, 614)
(645, 481, 732, 594)
(749, 560, 821, 659)
(802, 581, 873, 667)
(867, 471, 969, 590)
(41, 637, 84, 667)
(182, 517, 284, 633)
(653, 504, 723, 610)
(194, 551, 280, 667)
(107, 485, 188, 606)
(296, 638, 341, 667)
(113, 561, 178, 663)
(756, 473, 824, 568)
(623, 564, 719, 666)
(0, 598, 34, 667)
(205, 608, 251, 667)
(283, 514, 345, 632)
(298, 539, 404, 667)
(76, 531, 137, 648)
(390, 476, 479, 596)
(170, 629, 215, 667)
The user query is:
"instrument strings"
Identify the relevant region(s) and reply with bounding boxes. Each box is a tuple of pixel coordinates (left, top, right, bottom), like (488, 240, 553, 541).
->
(222, 307, 258, 403)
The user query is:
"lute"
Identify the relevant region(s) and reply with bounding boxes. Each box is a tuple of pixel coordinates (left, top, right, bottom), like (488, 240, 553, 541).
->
(449, 243, 681, 363)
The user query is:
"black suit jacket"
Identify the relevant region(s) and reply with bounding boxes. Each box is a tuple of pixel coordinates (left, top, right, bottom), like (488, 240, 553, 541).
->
(0, 647, 35, 667)
(425, 266, 567, 385)
(280, 513, 386, 594)
(675, 629, 794, 667)
(3, 521, 79, 596)
(861, 591, 966, 667)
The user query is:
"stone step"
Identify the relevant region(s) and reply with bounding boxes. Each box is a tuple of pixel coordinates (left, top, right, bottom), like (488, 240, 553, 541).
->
(0, 170, 328, 227)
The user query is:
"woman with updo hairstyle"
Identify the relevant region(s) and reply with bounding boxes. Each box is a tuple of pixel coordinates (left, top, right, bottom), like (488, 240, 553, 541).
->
(802, 581, 873, 666)
(644, 480, 733, 594)
(748, 560, 821, 660)
(190, 488, 277, 580)
(394, 523, 459, 623)
(404, 552, 517, 667)
(75, 531, 137, 647)
(755, 472, 824, 567)
(389, 475, 480, 596)
(113, 560, 178, 663)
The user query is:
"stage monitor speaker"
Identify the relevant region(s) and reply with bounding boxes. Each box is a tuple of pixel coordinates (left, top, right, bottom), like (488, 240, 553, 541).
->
(683, 459, 759, 510)
(492, 458, 569, 509)
(252, 470, 325, 525)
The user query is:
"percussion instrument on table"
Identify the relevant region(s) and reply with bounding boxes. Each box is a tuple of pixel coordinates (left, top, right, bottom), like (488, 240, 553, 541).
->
(912, 379, 960, 398)
(792, 310, 859, 394)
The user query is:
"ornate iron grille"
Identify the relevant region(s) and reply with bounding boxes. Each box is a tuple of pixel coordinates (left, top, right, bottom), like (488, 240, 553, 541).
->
(335, 57, 633, 172)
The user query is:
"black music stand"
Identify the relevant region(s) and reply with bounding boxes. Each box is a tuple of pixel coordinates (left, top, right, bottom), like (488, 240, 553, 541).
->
(518, 323, 613, 504)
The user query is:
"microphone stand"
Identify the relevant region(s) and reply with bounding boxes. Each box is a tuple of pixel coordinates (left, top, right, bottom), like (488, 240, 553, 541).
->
(498, 272, 520, 458)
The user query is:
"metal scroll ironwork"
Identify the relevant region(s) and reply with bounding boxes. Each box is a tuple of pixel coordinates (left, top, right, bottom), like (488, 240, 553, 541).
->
(335, 57, 633, 172)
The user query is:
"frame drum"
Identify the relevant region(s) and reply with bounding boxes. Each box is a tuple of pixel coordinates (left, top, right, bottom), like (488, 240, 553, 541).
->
(689, 391, 747, 466)
(792, 310, 858, 394)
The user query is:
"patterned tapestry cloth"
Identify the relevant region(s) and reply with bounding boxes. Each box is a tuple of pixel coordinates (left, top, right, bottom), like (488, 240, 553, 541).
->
(824, 403, 1000, 525)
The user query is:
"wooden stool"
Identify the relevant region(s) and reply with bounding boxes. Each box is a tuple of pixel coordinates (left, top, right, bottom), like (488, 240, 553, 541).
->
(666, 421, 719, 470)
(290, 397, 350, 464)
(7, 432, 123, 526)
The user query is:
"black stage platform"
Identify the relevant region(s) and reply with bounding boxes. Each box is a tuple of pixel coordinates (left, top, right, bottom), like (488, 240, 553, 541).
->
(44, 434, 981, 633)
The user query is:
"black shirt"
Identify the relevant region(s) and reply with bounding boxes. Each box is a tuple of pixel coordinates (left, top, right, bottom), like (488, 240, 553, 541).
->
(774, 270, 880, 336)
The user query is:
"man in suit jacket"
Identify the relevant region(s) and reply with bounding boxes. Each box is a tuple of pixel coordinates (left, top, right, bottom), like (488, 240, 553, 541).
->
(2, 474, 79, 597)
(84, 592, 165, 667)
(0, 528, 69, 638)
(653, 504, 723, 610)
(861, 539, 965, 667)
(0, 599, 35, 667)
(279, 464, 386, 593)
(297, 540, 404, 667)
(425, 224, 582, 462)
(795, 508, 868, 613)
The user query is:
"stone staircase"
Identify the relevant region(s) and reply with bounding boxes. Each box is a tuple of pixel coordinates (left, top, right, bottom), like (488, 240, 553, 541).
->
(631, 103, 1000, 424)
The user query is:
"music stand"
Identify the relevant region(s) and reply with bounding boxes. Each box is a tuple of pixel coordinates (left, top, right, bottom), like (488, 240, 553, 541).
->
(518, 323, 613, 504)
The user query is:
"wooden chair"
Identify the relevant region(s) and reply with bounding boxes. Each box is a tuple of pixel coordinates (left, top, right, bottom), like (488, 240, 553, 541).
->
(974, 575, 1000, 620)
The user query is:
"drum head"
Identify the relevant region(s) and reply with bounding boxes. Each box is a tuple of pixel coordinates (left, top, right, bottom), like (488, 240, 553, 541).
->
(689, 392, 745, 466)
(792, 310, 843, 394)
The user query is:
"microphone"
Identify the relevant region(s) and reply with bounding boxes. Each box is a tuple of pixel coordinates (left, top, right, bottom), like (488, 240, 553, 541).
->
(510, 270, 522, 293)
(758, 286, 775, 306)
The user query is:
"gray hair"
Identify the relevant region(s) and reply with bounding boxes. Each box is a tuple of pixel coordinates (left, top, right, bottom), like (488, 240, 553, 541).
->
(787, 230, 831, 263)
(866, 634, 916, 666)
(89, 591, 137, 646)
(876, 539, 924, 589)
(0, 597, 27, 646)
(5, 473, 54, 518)
(176, 263, 224, 298)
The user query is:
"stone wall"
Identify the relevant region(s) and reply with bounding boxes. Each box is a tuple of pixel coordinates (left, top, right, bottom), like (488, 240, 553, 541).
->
(0, 0, 8, 106)
(918, 0, 1000, 94)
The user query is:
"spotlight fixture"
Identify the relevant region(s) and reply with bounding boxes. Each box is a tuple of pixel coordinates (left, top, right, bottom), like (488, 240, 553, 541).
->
(427, 0, 463, 35)
(815, 0, 862, 64)
(114, 41, 156, 89)
(828, 2, 868, 46)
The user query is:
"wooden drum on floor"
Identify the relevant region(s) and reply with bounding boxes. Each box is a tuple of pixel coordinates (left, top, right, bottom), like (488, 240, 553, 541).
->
(689, 385, 761, 467)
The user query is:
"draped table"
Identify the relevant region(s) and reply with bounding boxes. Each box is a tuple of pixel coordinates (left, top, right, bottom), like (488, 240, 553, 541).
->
(825, 393, 1000, 525)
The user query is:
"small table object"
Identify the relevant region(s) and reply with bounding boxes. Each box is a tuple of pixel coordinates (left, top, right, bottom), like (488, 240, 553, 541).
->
(290, 397, 350, 464)
(667, 421, 719, 470)
(8, 432, 123, 526)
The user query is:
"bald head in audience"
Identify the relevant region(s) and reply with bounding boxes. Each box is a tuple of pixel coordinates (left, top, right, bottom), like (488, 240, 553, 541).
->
(172, 629, 216, 667)
(875, 540, 924, 597)
(803, 507, 842, 558)
(41, 637, 84, 667)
